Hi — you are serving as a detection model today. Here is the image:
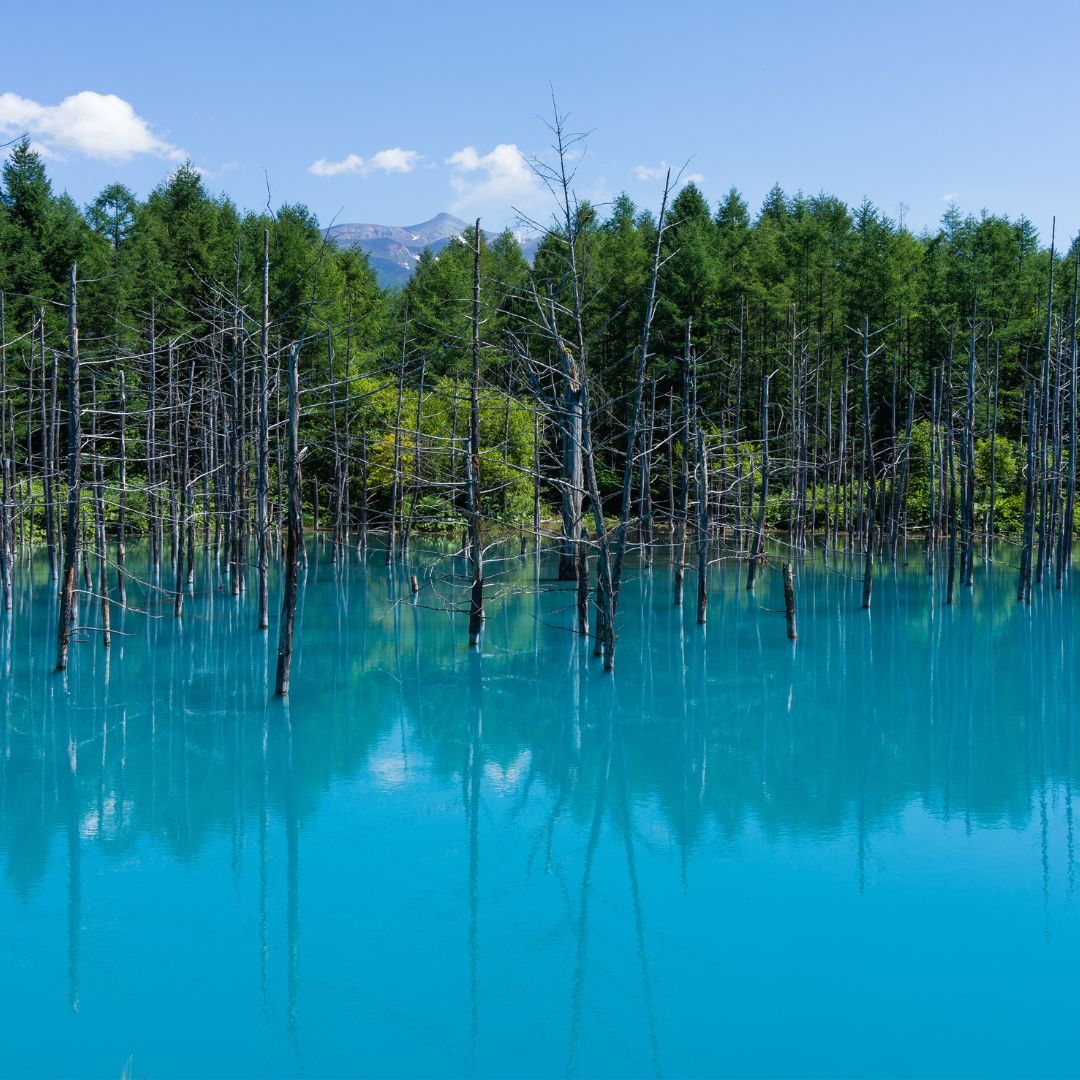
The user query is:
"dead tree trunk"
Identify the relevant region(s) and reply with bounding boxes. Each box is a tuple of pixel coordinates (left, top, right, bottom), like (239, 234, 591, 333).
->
(257, 229, 271, 629)
(783, 563, 796, 640)
(860, 317, 875, 610)
(1036, 222, 1056, 585)
(466, 221, 485, 648)
(576, 527, 589, 635)
(557, 361, 584, 581)
(358, 426, 369, 552)
(946, 375, 958, 606)
(387, 319, 406, 566)
(639, 379, 656, 564)
(695, 424, 708, 623)
(174, 359, 195, 619)
(747, 372, 770, 591)
(532, 410, 541, 547)
(673, 322, 691, 605)
(962, 294, 978, 587)
(402, 357, 426, 555)
(41, 315, 57, 580)
(1062, 257, 1078, 581)
(56, 266, 81, 671)
(147, 306, 160, 577)
(116, 369, 128, 607)
(0, 294, 8, 612)
(275, 344, 301, 696)
(988, 344, 1000, 558)
(90, 378, 110, 647)
(1019, 380, 1036, 603)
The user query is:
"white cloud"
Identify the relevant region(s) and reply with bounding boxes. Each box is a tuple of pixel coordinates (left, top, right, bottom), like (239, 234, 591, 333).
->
(0, 91, 183, 162)
(310, 153, 364, 177)
(193, 160, 239, 179)
(370, 148, 419, 173)
(633, 163, 668, 181)
(942, 192, 958, 203)
(445, 143, 542, 217)
(633, 161, 704, 187)
(309, 147, 420, 177)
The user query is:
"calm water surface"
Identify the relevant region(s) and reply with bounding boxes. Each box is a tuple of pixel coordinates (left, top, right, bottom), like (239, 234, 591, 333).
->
(1, 540, 1078, 1078)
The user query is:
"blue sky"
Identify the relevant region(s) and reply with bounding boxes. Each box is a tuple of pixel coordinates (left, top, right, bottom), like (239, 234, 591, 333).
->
(2, 0, 1076, 243)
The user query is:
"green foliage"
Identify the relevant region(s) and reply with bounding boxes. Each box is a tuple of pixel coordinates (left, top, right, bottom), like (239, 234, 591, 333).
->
(398, 225, 528, 381)
(340, 375, 535, 525)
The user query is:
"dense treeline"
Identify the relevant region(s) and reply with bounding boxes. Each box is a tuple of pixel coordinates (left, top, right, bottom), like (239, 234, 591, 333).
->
(0, 138, 1070, 495)
(1, 137, 1067, 436)
(0, 142, 386, 345)
(1, 126, 1078, 676)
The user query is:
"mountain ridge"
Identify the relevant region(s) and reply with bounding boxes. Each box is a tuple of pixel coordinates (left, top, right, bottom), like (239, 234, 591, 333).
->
(326, 212, 534, 287)
(326, 212, 480, 287)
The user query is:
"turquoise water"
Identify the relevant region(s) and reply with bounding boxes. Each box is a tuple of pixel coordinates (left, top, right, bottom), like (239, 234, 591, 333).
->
(1, 540, 1078, 1078)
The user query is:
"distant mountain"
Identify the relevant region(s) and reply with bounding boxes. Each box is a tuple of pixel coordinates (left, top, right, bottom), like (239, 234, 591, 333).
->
(326, 212, 478, 287)
(326, 212, 538, 288)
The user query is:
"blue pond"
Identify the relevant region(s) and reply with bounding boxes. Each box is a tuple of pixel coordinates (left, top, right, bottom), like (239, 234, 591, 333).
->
(1, 540, 1078, 1078)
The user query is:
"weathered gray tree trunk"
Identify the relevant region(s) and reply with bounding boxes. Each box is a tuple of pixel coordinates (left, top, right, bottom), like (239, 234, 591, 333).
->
(146, 305, 160, 577)
(1035, 222, 1056, 584)
(946, 376, 957, 606)
(116, 369, 128, 607)
(257, 229, 271, 629)
(90, 378, 110, 647)
(639, 379, 656, 565)
(275, 345, 301, 696)
(673, 322, 691, 606)
(166, 340, 179, 577)
(532, 410, 541, 547)
(358, 427, 369, 552)
(402, 358, 426, 555)
(783, 563, 796, 640)
(988, 344, 999, 557)
(860, 317, 875, 610)
(41, 314, 57, 580)
(56, 266, 81, 671)
(557, 366, 584, 581)
(576, 528, 589, 635)
(0, 293, 9, 612)
(466, 222, 485, 648)
(1062, 256, 1079, 581)
(733, 296, 745, 547)
(961, 294, 977, 587)
(1019, 381, 1036, 603)
(174, 360, 195, 619)
(387, 319, 406, 565)
(747, 373, 770, 591)
(695, 426, 708, 624)
(1056, 253, 1078, 587)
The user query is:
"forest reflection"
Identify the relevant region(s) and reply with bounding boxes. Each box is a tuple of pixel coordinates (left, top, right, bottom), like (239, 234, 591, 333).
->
(3, 542, 1074, 881)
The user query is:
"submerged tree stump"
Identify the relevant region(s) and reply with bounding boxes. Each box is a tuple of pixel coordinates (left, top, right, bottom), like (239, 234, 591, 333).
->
(783, 563, 797, 640)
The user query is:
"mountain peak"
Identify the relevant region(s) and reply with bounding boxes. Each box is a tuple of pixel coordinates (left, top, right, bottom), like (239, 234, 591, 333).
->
(417, 211, 467, 226)
(400, 212, 471, 243)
